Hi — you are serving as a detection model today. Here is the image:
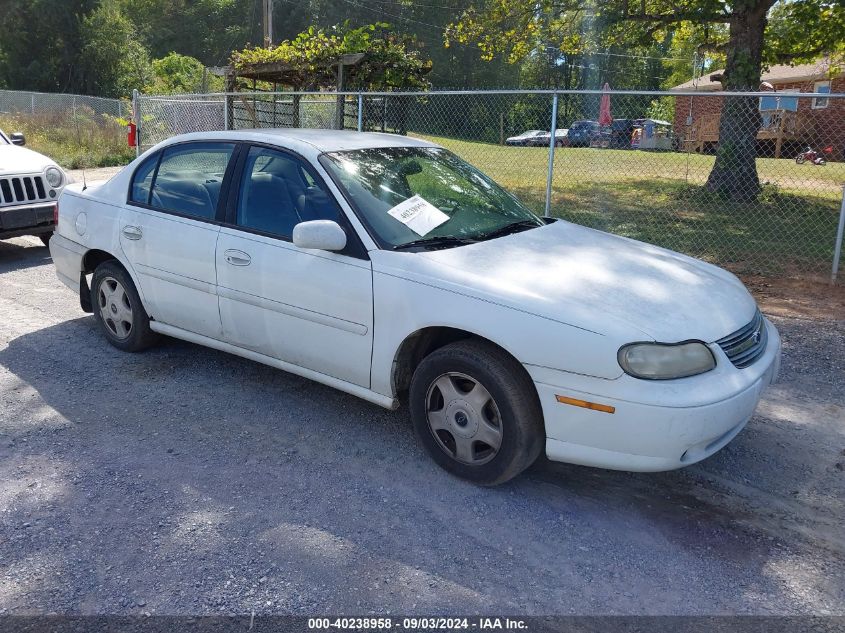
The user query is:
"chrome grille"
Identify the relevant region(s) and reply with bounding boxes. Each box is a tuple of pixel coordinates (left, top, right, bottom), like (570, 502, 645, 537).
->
(717, 309, 767, 369)
(0, 175, 48, 206)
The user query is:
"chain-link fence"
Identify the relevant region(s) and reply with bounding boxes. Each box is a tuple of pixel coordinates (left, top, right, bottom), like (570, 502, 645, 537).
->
(135, 88, 845, 283)
(0, 89, 132, 169)
(0, 88, 125, 118)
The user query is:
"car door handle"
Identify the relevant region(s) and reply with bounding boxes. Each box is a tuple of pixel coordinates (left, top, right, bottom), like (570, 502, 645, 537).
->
(122, 225, 142, 240)
(224, 249, 251, 266)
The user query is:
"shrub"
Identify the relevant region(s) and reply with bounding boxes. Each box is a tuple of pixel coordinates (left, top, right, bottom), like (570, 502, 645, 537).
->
(0, 109, 134, 169)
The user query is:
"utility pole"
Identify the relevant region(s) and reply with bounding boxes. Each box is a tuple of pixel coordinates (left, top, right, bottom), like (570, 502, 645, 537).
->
(263, 0, 273, 47)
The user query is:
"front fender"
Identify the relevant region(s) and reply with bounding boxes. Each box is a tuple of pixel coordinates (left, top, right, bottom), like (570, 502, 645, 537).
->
(370, 269, 625, 398)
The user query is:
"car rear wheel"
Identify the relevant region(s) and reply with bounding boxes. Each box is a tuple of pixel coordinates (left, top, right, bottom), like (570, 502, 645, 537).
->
(409, 339, 544, 485)
(39, 233, 52, 247)
(91, 261, 158, 352)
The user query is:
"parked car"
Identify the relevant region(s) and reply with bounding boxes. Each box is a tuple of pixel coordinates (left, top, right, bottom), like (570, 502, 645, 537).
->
(608, 119, 637, 149)
(505, 130, 547, 146)
(0, 129, 67, 246)
(534, 129, 569, 147)
(51, 130, 781, 485)
(566, 120, 601, 147)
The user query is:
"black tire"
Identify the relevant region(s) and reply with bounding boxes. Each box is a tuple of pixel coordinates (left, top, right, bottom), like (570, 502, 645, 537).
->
(39, 233, 52, 247)
(90, 260, 158, 352)
(409, 339, 544, 485)
(795, 155, 806, 164)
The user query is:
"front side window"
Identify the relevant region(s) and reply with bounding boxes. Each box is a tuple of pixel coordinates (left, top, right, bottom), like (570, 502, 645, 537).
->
(236, 146, 341, 239)
(149, 142, 234, 219)
(320, 147, 542, 250)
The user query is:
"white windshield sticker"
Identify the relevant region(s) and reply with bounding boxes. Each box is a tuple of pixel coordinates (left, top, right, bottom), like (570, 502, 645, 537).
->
(387, 195, 449, 236)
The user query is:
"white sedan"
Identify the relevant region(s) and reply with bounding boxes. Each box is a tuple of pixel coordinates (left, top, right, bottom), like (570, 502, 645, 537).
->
(50, 130, 781, 484)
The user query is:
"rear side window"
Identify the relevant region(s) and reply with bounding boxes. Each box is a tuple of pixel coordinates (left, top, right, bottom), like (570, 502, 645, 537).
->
(149, 142, 235, 220)
(129, 154, 159, 204)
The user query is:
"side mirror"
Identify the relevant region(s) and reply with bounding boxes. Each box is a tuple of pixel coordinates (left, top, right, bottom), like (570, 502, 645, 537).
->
(10, 132, 25, 146)
(292, 220, 347, 252)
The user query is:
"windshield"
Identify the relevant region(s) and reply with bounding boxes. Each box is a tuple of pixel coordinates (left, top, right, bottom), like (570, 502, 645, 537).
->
(0, 130, 9, 145)
(320, 147, 543, 250)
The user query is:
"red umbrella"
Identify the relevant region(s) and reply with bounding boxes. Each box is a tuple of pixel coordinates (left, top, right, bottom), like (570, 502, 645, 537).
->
(598, 82, 613, 126)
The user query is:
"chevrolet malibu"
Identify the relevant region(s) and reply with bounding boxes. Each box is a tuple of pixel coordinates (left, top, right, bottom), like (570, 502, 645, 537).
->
(50, 130, 781, 485)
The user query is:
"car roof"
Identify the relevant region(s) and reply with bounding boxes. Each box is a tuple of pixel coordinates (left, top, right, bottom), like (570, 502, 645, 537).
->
(157, 129, 440, 155)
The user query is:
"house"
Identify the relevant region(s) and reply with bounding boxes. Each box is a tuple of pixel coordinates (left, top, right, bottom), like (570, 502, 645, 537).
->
(671, 60, 843, 159)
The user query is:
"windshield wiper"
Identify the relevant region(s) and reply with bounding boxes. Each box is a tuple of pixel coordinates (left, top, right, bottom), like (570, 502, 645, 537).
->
(476, 219, 542, 241)
(393, 235, 478, 251)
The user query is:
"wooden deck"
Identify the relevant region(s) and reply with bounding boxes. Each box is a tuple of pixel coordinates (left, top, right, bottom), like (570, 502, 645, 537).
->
(683, 111, 804, 158)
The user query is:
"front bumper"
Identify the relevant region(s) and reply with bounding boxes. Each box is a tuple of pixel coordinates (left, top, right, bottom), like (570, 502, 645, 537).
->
(531, 318, 782, 472)
(0, 202, 56, 239)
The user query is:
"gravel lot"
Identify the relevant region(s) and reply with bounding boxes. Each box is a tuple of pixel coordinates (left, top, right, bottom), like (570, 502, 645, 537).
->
(1, 214, 844, 615)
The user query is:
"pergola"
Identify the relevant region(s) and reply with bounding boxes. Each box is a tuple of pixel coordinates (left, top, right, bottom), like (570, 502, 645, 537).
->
(220, 53, 428, 131)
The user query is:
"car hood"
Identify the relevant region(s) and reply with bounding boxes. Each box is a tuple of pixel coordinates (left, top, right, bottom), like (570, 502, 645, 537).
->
(383, 220, 756, 343)
(0, 144, 59, 174)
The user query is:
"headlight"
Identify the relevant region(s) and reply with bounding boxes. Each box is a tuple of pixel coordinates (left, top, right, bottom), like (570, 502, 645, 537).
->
(45, 167, 64, 188)
(618, 342, 715, 380)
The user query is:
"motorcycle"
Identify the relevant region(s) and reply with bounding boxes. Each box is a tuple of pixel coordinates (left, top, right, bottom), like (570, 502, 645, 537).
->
(795, 146, 833, 165)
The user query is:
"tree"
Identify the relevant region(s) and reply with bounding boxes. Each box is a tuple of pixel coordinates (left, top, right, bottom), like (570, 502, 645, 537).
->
(0, 0, 97, 93)
(79, 1, 152, 97)
(149, 53, 223, 93)
(446, 0, 845, 200)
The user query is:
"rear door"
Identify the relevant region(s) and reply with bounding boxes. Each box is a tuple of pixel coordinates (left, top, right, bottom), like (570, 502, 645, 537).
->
(120, 141, 237, 339)
(215, 144, 374, 387)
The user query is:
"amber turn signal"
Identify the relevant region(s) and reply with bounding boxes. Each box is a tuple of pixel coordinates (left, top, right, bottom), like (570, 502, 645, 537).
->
(555, 395, 616, 414)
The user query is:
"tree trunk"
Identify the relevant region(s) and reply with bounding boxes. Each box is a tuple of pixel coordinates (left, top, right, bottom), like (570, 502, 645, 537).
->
(704, 1, 770, 201)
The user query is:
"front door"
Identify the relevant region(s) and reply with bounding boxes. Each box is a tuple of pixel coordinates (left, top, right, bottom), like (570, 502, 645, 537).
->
(216, 145, 374, 387)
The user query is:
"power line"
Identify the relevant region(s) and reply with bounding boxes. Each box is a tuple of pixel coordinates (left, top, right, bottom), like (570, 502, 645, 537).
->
(337, 0, 446, 33)
(584, 50, 689, 62)
(365, 0, 466, 10)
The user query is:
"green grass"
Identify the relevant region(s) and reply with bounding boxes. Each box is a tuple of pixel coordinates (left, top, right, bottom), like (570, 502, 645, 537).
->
(415, 134, 844, 277)
(0, 111, 135, 170)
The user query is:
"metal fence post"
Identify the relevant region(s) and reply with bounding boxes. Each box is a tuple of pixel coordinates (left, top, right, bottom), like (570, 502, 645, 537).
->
(832, 184, 845, 285)
(132, 89, 140, 157)
(357, 93, 363, 132)
(543, 92, 559, 218)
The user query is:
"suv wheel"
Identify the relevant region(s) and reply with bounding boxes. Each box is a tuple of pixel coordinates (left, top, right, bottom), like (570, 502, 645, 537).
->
(409, 339, 544, 485)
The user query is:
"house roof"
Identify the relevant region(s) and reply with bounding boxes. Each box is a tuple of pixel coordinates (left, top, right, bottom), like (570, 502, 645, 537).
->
(671, 61, 840, 92)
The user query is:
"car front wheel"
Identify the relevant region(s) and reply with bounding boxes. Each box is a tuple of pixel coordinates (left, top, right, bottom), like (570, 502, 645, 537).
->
(409, 339, 544, 485)
(91, 261, 158, 352)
